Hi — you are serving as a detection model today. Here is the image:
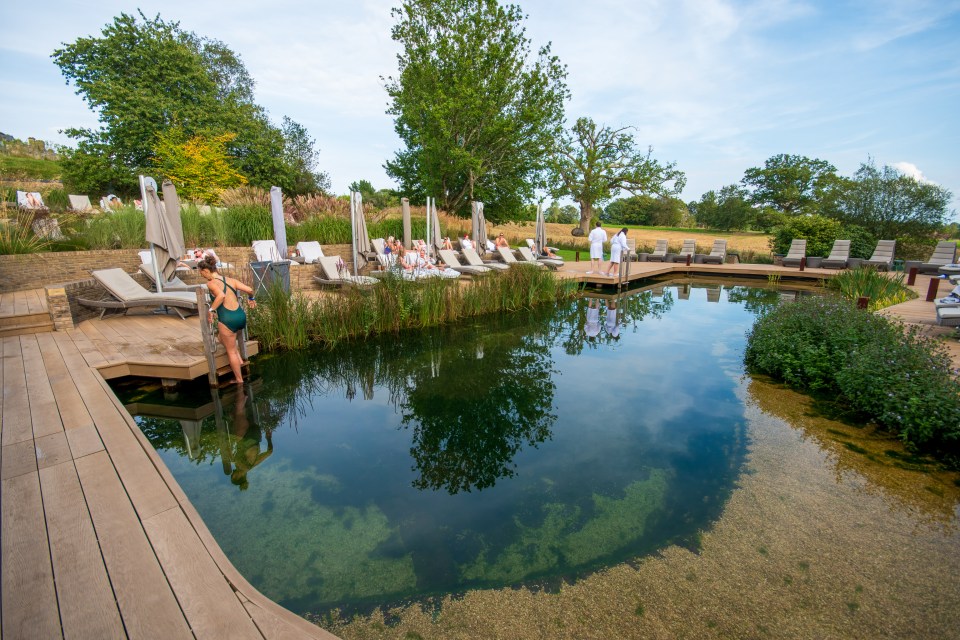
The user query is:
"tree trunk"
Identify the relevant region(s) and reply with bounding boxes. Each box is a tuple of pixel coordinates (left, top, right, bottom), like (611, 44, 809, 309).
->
(578, 201, 593, 233)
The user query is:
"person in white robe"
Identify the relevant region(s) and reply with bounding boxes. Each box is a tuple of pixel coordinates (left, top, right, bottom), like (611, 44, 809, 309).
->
(604, 228, 629, 277)
(585, 298, 601, 339)
(587, 222, 607, 274)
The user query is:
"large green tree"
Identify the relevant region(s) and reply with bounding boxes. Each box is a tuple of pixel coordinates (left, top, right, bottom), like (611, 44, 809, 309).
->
(384, 0, 569, 221)
(740, 153, 838, 216)
(52, 12, 322, 197)
(549, 117, 685, 232)
(688, 184, 756, 231)
(832, 160, 953, 243)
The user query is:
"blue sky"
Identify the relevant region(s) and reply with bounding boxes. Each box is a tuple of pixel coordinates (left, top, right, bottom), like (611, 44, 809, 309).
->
(1, 0, 957, 210)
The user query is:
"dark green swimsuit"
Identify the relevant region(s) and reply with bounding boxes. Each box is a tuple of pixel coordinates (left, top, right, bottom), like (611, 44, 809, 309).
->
(210, 275, 247, 332)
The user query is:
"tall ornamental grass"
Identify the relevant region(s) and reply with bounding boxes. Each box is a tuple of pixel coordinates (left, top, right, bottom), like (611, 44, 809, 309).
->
(825, 266, 915, 311)
(249, 266, 577, 352)
(745, 295, 960, 464)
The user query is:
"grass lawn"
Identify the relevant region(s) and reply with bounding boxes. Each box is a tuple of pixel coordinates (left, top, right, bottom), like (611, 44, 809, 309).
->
(0, 154, 62, 180)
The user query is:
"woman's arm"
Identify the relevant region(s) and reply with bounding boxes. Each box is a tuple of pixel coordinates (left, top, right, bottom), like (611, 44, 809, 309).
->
(230, 278, 255, 296)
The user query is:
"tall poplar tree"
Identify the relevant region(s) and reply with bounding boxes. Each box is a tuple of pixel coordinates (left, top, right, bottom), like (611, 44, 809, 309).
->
(385, 0, 569, 220)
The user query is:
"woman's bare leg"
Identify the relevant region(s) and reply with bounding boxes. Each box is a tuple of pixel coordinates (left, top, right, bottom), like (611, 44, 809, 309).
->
(218, 324, 243, 384)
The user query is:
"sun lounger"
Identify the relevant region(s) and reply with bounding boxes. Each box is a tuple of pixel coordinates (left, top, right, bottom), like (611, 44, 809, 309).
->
(525, 238, 561, 256)
(670, 239, 696, 262)
(462, 247, 509, 271)
(918, 241, 958, 274)
(936, 306, 960, 327)
(517, 246, 562, 269)
(139, 264, 198, 291)
(862, 240, 895, 271)
(314, 256, 379, 287)
(16, 190, 45, 210)
(78, 268, 198, 319)
(68, 194, 94, 212)
(496, 246, 544, 268)
(820, 240, 851, 269)
(295, 241, 324, 264)
(781, 239, 807, 268)
(700, 239, 727, 265)
(253, 240, 284, 262)
(439, 249, 491, 275)
(647, 239, 668, 262)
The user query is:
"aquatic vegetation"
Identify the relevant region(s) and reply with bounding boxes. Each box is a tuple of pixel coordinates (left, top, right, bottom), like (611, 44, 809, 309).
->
(825, 266, 915, 310)
(249, 266, 579, 350)
(745, 296, 960, 463)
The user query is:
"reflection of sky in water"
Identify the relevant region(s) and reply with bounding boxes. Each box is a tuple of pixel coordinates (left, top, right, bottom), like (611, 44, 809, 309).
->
(128, 282, 786, 616)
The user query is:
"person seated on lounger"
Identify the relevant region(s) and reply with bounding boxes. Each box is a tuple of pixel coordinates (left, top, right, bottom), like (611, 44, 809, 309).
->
(495, 233, 510, 249)
(441, 236, 454, 251)
(461, 234, 474, 251)
(539, 245, 559, 259)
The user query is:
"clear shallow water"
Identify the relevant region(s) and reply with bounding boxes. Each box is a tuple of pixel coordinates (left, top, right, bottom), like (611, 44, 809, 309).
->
(116, 282, 790, 616)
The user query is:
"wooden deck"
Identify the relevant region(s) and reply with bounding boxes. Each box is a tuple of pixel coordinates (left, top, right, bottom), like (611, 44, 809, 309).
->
(0, 289, 53, 338)
(2, 262, 957, 639)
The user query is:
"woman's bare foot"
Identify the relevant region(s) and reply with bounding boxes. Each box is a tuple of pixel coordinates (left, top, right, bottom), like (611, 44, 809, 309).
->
(221, 378, 242, 387)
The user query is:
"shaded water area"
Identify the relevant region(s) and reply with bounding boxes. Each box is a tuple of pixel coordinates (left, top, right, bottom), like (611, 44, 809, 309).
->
(115, 280, 960, 638)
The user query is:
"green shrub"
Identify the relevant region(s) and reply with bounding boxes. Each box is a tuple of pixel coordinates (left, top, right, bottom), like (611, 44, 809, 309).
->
(224, 205, 272, 246)
(44, 188, 70, 212)
(770, 215, 842, 256)
(745, 296, 960, 461)
(79, 207, 146, 249)
(825, 267, 915, 311)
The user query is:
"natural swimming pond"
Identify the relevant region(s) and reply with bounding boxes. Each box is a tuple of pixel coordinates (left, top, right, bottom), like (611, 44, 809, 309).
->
(116, 281, 799, 617)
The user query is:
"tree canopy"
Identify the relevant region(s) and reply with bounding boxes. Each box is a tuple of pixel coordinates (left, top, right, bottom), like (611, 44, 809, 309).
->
(52, 12, 325, 199)
(740, 153, 838, 216)
(688, 184, 756, 231)
(549, 117, 685, 231)
(384, 0, 569, 221)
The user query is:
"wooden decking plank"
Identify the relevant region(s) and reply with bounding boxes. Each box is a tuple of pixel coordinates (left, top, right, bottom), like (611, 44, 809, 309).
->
(20, 334, 65, 439)
(52, 332, 178, 519)
(1, 439, 37, 480)
(39, 460, 126, 639)
(143, 507, 264, 640)
(27, 288, 47, 314)
(1, 471, 63, 639)
(12, 290, 30, 316)
(0, 292, 15, 317)
(74, 451, 193, 640)
(2, 336, 33, 446)
(78, 320, 129, 364)
(35, 432, 72, 470)
(64, 327, 108, 369)
(35, 333, 96, 432)
(244, 601, 336, 640)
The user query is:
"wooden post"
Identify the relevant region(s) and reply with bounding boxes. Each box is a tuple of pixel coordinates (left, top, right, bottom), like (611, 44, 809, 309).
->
(196, 286, 219, 387)
(685, 254, 691, 266)
(926, 277, 940, 302)
(907, 267, 918, 285)
(857, 296, 869, 309)
(799, 257, 806, 271)
(575, 251, 580, 262)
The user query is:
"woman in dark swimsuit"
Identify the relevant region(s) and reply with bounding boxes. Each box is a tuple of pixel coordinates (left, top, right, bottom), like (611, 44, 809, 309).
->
(198, 257, 256, 385)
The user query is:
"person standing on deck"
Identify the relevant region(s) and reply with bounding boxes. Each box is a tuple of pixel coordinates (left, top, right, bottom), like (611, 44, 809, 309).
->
(605, 228, 629, 277)
(587, 221, 607, 274)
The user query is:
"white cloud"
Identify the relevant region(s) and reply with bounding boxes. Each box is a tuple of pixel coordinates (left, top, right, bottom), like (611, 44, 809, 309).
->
(892, 161, 931, 183)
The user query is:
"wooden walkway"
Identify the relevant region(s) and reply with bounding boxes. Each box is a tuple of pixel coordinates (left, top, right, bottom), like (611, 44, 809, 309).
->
(0, 289, 52, 339)
(1, 321, 333, 638)
(2, 263, 957, 639)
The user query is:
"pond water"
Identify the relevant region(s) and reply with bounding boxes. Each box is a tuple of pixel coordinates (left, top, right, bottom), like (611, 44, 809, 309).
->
(115, 281, 799, 617)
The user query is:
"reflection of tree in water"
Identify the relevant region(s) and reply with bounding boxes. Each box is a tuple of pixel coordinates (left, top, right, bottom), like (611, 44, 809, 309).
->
(251, 306, 565, 494)
(402, 326, 556, 494)
(562, 289, 674, 355)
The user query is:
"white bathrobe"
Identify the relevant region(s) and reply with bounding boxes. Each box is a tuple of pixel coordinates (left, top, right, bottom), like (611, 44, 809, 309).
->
(588, 227, 607, 260)
(609, 232, 628, 264)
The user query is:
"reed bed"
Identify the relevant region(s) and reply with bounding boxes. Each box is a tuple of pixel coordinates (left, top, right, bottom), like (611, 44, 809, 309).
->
(825, 266, 916, 311)
(249, 266, 578, 351)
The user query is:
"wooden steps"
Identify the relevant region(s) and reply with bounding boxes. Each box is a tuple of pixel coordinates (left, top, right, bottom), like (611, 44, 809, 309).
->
(0, 290, 54, 338)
